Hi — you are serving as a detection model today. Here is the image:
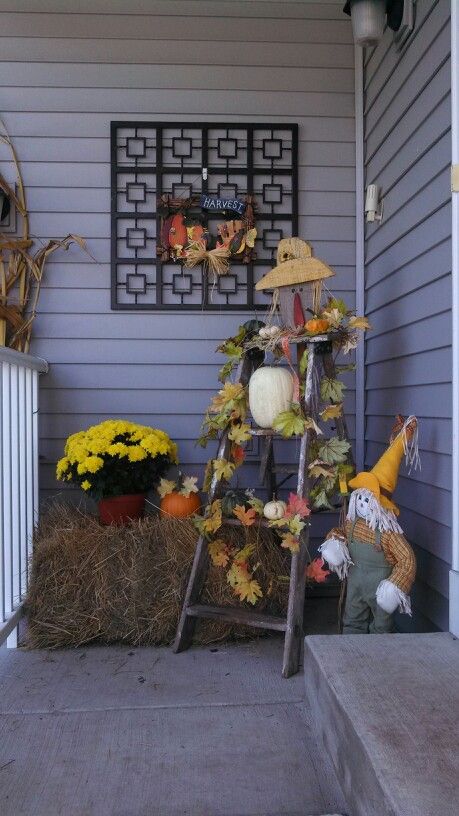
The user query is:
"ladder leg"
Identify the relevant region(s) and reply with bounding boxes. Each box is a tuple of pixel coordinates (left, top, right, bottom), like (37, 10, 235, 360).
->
(282, 534, 309, 678)
(173, 534, 209, 652)
(282, 342, 316, 677)
(173, 353, 254, 654)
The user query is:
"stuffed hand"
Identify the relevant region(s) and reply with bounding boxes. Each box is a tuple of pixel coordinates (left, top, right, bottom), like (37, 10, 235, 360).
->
(376, 579, 412, 616)
(319, 536, 353, 580)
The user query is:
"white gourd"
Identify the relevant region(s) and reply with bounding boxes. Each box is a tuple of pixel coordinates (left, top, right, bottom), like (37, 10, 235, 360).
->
(263, 500, 287, 520)
(249, 367, 294, 428)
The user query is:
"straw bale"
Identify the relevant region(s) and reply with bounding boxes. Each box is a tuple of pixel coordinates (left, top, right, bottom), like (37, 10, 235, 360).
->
(25, 504, 289, 649)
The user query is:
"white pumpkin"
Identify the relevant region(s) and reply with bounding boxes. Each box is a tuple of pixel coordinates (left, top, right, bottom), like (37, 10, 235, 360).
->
(263, 500, 287, 520)
(249, 366, 294, 428)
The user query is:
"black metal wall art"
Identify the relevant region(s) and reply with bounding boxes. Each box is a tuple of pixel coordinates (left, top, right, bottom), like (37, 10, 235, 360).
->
(110, 122, 298, 310)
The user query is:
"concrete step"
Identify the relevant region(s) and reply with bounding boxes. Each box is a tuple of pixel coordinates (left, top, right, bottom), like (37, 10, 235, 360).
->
(304, 632, 459, 816)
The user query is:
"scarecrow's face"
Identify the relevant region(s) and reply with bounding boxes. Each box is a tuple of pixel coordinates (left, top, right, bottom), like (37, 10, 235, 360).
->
(355, 490, 371, 520)
(278, 285, 309, 329)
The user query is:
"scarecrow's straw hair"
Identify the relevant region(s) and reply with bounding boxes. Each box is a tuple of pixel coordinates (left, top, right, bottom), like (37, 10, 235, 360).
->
(25, 503, 289, 649)
(347, 488, 403, 534)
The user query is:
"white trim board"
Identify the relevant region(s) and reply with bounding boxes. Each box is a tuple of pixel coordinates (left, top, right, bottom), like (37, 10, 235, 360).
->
(354, 44, 365, 474)
(450, 0, 459, 637)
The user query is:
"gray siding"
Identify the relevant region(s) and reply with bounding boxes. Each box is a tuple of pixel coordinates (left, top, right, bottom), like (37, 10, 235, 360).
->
(0, 0, 355, 547)
(363, 0, 451, 631)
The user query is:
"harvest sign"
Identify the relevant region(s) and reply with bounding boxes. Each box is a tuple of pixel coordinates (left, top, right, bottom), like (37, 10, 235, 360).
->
(200, 194, 246, 216)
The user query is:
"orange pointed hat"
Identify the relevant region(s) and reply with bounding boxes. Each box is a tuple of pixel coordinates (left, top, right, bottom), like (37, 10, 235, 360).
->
(348, 416, 419, 515)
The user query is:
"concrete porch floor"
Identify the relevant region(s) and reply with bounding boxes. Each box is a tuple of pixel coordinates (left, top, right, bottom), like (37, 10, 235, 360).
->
(0, 602, 347, 816)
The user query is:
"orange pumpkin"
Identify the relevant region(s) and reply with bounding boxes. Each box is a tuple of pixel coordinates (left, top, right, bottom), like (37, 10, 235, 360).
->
(160, 491, 201, 519)
(304, 317, 330, 335)
(168, 213, 187, 250)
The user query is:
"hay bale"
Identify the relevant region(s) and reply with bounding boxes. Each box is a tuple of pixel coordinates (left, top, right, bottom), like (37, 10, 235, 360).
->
(25, 504, 289, 649)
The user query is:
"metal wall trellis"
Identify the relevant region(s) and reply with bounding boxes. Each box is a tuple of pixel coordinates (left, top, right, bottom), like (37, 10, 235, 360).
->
(110, 122, 298, 310)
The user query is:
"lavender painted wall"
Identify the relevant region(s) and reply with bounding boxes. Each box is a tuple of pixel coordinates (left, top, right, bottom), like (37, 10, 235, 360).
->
(363, 0, 452, 630)
(0, 1, 355, 549)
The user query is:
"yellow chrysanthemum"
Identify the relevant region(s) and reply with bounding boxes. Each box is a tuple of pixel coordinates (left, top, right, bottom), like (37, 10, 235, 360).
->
(56, 456, 70, 479)
(127, 445, 148, 462)
(67, 444, 89, 464)
(81, 480, 91, 491)
(58, 419, 177, 490)
(140, 437, 160, 455)
(107, 442, 129, 457)
(83, 455, 104, 473)
(87, 438, 108, 455)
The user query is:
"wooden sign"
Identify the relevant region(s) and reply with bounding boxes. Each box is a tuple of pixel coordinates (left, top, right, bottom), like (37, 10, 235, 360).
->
(200, 194, 246, 215)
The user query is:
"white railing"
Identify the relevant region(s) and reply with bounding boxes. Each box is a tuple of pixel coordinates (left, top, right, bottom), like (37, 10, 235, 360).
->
(0, 347, 48, 646)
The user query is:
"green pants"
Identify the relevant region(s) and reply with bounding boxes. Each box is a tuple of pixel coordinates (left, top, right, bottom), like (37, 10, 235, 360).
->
(343, 535, 394, 634)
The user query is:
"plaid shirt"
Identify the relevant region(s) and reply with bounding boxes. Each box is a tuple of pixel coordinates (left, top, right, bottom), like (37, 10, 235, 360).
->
(327, 518, 416, 594)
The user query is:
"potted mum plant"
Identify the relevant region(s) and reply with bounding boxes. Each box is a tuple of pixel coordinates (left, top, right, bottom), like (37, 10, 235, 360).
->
(56, 419, 178, 524)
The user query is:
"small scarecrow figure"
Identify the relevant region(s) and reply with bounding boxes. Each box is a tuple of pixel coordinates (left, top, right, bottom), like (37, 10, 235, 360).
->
(320, 416, 420, 634)
(255, 238, 335, 329)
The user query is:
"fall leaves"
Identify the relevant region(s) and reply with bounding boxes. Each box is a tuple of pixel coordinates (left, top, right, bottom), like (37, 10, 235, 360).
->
(200, 493, 320, 605)
(265, 492, 311, 554)
(232, 505, 257, 526)
(192, 299, 371, 606)
(203, 493, 313, 599)
(203, 505, 263, 605)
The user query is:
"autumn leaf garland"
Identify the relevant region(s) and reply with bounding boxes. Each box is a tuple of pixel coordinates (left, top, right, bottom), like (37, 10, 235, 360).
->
(193, 297, 370, 603)
(198, 494, 312, 603)
(195, 500, 264, 605)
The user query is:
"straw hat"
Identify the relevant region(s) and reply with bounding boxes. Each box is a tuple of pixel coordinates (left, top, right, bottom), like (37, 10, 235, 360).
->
(255, 238, 335, 291)
(348, 416, 419, 515)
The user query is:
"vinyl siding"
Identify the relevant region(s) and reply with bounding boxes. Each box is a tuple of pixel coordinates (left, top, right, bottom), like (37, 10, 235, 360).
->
(363, 0, 452, 631)
(0, 0, 355, 550)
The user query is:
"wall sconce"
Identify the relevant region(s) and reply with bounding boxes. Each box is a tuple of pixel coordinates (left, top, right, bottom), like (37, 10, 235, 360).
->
(343, 0, 412, 48)
(365, 184, 383, 223)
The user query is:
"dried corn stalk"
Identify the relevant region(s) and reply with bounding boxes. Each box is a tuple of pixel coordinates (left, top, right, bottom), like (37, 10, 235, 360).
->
(0, 121, 87, 352)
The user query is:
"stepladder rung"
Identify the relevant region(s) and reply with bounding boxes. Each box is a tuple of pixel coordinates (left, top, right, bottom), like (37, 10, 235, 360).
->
(222, 516, 271, 528)
(249, 427, 301, 438)
(186, 603, 287, 632)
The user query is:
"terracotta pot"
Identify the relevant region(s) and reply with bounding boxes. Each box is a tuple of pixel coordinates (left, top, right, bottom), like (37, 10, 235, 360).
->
(98, 493, 146, 525)
(160, 491, 201, 519)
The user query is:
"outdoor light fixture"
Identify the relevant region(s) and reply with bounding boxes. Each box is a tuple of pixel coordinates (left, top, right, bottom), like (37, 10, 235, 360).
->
(343, 0, 409, 47)
(365, 184, 383, 223)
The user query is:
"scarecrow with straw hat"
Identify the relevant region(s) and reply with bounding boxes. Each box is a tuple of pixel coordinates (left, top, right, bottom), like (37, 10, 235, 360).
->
(255, 237, 335, 329)
(320, 415, 420, 634)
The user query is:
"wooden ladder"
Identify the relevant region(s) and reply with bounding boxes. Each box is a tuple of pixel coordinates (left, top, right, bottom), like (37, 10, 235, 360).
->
(173, 335, 353, 677)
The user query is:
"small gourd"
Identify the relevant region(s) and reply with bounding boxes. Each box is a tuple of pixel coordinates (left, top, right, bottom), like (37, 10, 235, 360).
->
(249, 366, 294, 429)
(243, 319, 265, 336)
(263, 500, 287, 520)
(221, 488, 251, 518)
(304, 317, 330, 335)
